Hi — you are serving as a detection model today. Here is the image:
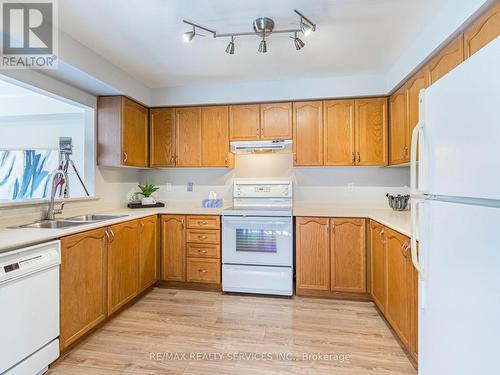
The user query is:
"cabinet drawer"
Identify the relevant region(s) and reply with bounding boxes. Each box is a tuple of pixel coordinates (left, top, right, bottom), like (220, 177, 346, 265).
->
(187, 216, 220, 229)
(186, 229, 220, 244)
(187, 258, 220, 284)
(187, 243, 220, 259)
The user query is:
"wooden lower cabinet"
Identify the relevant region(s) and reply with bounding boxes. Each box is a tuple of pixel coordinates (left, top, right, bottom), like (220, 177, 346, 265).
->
(107, 220, 140, 314)
(161, 215, 186, 281)
(160, 215, 221, 287)
(138, 215, 158, 292)
(296, 217, 330, 291)
(330, 218, 366, 293)
(60, 228, 108, 351)
(369, 220, 417, 363)
(369, 220, 387, 312)
(296, 217, 367, 296)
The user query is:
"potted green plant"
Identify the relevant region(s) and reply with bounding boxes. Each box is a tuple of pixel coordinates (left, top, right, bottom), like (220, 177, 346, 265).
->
(136, 183, 159, 205)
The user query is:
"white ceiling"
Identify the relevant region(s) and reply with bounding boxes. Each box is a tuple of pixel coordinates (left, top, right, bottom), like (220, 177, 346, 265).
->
(59, 0, 446, 89)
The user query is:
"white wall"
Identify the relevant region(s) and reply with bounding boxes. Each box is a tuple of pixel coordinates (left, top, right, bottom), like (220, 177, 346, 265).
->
(141, 154, 409, 207)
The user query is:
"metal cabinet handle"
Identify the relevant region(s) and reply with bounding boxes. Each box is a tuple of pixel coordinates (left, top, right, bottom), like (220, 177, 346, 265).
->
(105, 230, 111, 243)
(140, 221, 145, 233)
(123, 152, 128, 162)
(198, 269, 208, 273)
(356, 152, 361, 163)
(351, 152, 356, 164)
(198, 221, 208, 225)
(198, 249, 208, 254)
(401, 242, 409, 258)
(108, 228, 115, 243)
(181, 218, 184, 229)
(198, 235, 208, 240)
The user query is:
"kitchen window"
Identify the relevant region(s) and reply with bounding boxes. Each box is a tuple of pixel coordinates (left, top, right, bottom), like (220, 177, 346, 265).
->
(0, 76, 95, 203)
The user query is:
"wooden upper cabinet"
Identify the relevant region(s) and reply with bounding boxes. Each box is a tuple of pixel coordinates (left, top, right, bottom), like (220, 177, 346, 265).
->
(161, 215, 186, 282)
(138, 215, 158, 292)
(464, 2, 500, 58)
(330, 218, 366, 293)
(385, 228, 411, 349)
(107, 220, 140, 314)
(150, 108, 175, 167)
(175, 107, 202, 167)
(370, 220, 387, 313)
(201, 106, 230, 167)
(354, 98, 388, 166)
(229, 104, 260, 140)
(260, 102, 292, 140)
(293, 101, 323, 166)
(389, 87, 409, 165)
(296, 217, 330, 291)
(427, 35, 464, 85)
(406, 68, 429, 145)
(97, 96, 149, 168)
(323, 100, 355, 166)
(60, 228, 108, 351)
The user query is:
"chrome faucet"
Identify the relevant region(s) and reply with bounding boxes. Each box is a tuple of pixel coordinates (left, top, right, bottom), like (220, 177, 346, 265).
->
(46, 170, 69, 220)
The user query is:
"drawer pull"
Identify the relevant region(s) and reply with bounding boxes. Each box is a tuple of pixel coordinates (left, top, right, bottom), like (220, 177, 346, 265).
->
(198, 269, 208, 273)
(198, 235, 208, 240)
(198, 249, 208, 254)
(198, 220, 208, 225)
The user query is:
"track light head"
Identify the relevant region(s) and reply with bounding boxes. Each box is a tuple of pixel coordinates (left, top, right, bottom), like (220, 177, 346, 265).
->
(300, 19, 313, 37)
(293, 32, 305, 50)
(225, 36, 235, 55)
(258, 38, 267, 53)
(183, 27, 195, 43)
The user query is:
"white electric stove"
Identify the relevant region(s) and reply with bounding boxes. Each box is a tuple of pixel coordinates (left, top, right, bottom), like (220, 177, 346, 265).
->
(222, 179, 293, 296)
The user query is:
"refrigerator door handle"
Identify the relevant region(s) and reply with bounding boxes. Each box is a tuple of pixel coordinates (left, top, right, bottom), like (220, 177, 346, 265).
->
(410, 89, 426, 196)
(411, 198, 424, 281)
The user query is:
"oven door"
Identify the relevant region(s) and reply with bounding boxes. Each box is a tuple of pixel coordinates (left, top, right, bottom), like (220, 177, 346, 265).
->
(222, 216, 293, 267)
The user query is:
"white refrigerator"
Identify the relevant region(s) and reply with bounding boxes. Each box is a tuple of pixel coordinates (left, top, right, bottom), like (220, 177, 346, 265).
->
(411, 37, 500, 374)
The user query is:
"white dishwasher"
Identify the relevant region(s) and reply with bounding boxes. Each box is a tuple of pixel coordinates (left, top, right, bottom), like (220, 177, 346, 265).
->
(0, 241, 60, 375)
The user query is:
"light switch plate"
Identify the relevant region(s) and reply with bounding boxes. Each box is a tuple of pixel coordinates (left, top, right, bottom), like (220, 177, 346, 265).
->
(187, 182, 194, 192)
(166, 183, 172, 192)
(347, 183, 354, 192)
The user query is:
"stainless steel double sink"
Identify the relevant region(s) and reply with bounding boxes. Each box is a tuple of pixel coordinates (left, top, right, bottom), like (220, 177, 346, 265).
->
(17, 214, 128, 229)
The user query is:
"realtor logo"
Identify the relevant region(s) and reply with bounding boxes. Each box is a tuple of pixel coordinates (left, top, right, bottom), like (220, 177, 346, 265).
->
(1, 0, 58, 69)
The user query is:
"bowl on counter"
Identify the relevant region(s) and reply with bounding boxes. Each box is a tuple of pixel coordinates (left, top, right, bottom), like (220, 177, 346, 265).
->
(386, 193, 410, 211)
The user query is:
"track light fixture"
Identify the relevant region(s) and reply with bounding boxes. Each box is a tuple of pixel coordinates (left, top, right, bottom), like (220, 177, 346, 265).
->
(258, 37, 267, 53)
(292, 32, 305, 50)
(225, 36, 235, 55)
(182, 9, 316, 54)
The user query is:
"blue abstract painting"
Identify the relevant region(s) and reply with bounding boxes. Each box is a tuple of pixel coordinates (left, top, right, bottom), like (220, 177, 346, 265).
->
(0, 149, 59, 201)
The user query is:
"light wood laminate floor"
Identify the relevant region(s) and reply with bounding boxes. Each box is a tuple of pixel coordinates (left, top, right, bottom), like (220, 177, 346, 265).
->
(48, 288, 416, 375)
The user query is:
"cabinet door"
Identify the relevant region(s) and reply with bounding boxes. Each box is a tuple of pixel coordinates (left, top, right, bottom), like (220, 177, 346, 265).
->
(176, 107, 202, 166)
(323, 100, 355, 166)
(139, 215, 158, 292)
(330, 218, 366, 293)
(161, 215, 186, 281)
(201, 106, 230, 167)
(60, 228, 108, 350)
(150, 108, 175, 167)
(354, 98, 388, 166)
(229, 104, 260, 140)
(293, 101, 323, 166)
(409, 243, 419, 362)
(389, 88, 409, 165)
(108, 220, 139, 314)
(406, 68, 429, 148)
(260, 102, 292, 140)
(122, 97, 149, 167)
(428, 35, 464, 85)
(385, 228, 411, 349)
(369, 221, 387, 313)
(296, 217, 330, 290)
(464, 2, 500, 58)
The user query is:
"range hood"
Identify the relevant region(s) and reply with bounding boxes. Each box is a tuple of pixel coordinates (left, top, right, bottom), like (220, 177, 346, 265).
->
(230, 140, 292, 154)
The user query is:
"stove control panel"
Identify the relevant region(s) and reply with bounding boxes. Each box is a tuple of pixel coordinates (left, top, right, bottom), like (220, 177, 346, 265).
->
(233, 179, 292, 199)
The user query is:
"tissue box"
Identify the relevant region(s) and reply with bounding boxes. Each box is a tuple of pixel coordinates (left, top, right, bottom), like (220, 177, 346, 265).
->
(202, 199, 223, 208)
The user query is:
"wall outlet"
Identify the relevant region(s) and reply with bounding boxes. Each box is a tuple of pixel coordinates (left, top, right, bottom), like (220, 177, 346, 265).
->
(347, 183, 354, 192)
(166, 183, 172, 192)
(187, 182, 194, 192)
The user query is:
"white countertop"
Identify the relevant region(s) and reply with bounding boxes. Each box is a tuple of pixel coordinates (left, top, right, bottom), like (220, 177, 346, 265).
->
(0, 203, 411, 253)
(293, 203, 411, 237)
